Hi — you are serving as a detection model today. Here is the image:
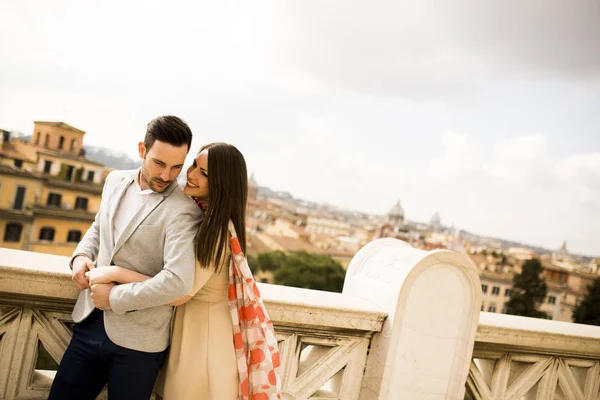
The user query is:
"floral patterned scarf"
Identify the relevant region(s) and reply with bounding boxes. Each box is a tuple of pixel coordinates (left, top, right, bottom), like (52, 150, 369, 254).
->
(195, 198, 281, 399)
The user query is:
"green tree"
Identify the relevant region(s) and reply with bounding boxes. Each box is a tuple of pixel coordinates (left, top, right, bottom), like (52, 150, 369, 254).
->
(257, 251, 287, 272)
(573, 277, 600, 325)
(505, 258, 547, 318)
(249, 250, 347, 292)
(246, 254, 260, 273)
(273, 251, 346, 293)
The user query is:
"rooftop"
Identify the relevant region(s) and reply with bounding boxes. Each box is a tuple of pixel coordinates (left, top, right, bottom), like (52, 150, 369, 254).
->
(34, 121, 86, 134)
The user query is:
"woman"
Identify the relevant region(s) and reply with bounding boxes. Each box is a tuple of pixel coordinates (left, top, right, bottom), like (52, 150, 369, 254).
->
(87, 143, 280, 399)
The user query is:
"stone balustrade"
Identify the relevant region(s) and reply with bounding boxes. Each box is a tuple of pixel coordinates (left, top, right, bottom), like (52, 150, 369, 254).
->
(467, 312, 600, 400)
(1, 239, 599, 400)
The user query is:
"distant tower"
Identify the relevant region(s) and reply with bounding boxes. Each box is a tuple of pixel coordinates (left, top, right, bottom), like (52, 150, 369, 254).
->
(554, 240, 570, 262)
(430, 212, 442, 229)
(387, 200, 405, 230)
(248, 173, 258, 201)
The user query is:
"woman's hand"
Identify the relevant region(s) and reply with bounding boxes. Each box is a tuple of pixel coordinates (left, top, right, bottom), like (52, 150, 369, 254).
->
(86, 266, 116, 286)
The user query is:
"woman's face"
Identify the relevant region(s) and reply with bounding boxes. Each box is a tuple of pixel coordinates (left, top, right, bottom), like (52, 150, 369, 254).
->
(183, 149, 210, 200)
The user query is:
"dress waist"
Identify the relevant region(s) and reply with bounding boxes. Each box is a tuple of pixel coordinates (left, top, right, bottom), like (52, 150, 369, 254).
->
(191, 284, 228, 303)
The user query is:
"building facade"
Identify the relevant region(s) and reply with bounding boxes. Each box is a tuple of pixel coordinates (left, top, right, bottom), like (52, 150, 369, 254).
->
(0, 122, 108, 256)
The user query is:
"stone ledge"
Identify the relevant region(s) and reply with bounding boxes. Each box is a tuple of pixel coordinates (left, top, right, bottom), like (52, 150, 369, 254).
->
(0, 248, 386, 333)
(476, 312, 600, 358)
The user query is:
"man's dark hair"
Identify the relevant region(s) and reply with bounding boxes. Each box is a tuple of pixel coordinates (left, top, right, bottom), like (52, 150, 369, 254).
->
(144, 116, 193, 151)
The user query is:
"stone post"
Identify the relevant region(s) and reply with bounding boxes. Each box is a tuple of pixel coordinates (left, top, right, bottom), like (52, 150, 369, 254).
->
(343, 238, 482, 400)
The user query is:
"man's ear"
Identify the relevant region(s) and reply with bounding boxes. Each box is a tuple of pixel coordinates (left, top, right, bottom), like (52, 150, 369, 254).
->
(138, 142, 146, 159)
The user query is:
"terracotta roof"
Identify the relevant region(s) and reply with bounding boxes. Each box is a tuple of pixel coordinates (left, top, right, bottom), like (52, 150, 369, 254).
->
(542, 262, 571, 273)
(269, 235, 322, 253)
(0, 143, 36, 163)
(34, 121, 86, 134)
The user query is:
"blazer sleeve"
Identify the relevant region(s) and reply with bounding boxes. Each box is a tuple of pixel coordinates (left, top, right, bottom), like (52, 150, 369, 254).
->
(108, 204, 201, 315)
(69, 172, 112, 268)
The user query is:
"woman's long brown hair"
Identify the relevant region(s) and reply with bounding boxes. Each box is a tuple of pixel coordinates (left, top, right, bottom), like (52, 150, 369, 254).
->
(195, 142, 247, 271)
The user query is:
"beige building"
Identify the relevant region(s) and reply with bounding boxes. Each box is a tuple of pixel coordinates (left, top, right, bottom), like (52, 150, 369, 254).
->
(305, 217, 351, 237)
(0, 122, 108, 256)
(473, 243, 598, 322)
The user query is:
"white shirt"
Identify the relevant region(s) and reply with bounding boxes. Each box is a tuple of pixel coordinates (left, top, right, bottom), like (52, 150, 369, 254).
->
(112, 173, 158, 246)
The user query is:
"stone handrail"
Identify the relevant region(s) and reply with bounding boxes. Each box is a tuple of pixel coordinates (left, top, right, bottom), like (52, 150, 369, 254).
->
(466, 312, 600, 400)
(7, 238, 596, 400)
(0, 248, 385, 400)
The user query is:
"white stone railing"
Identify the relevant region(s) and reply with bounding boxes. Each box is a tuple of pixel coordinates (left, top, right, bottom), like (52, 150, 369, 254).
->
(8, 239, 598, 400)
(466, 312, 600, 400)
(0, 248, 386, 400)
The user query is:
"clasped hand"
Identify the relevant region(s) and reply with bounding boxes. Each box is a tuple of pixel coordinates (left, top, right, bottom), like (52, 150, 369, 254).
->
(71, 259, 116, 311)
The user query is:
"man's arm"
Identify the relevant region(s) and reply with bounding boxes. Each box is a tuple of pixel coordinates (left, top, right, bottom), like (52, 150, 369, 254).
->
(70, 172, 114, 267)
(108, 207, 200, 315)
(69, 173, 112, 289)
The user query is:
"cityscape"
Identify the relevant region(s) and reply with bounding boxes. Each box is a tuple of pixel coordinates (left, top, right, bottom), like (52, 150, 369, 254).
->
(1, 121, 598, 325)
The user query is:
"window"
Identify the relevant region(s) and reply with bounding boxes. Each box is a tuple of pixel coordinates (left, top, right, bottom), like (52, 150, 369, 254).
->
(87, 170, 95, 182)
(70, 139, 77, 153)
(14, 159, 23, 169)
(44, 134, 50, 148)
(488, 304, 497, 313)
(13, 186, 26, 210)
(43, 160, 53, 174)
(39, 227, 55, 241)
(47, 192, 62, 207)
(58, 136, 65, 150)
(3, 223, 22, 242)
(67, 230, 82, 243)
(481, 284, 488, 294)
(492, 286, 500, 296)
(505, 288, 511, 297)
(35, 132, 40, 145)
(75, 197, 88, 210)
(65, 165, 75, 181)
(548, 296, 556, 305)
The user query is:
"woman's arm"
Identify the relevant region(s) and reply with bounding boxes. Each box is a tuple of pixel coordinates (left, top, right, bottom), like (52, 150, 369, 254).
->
(87, 266, 150, 285)
(87, 266, 192, 306)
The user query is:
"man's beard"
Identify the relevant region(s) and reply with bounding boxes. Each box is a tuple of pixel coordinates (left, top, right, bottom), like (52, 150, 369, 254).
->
(141, 165, 170, 192)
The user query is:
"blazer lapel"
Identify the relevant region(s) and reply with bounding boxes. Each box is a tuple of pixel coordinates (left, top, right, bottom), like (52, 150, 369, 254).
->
(107, 173, 136, 249)
(111, 193, 165, 258)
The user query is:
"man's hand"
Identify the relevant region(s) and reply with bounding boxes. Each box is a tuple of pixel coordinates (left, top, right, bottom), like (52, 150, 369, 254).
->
(86, 266, 116, 286)
(72, 255, 95, 290)
(90, 282, 116, 311)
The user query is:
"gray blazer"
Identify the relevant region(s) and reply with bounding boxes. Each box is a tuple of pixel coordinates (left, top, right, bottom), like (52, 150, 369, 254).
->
(71, 169, 202, 352)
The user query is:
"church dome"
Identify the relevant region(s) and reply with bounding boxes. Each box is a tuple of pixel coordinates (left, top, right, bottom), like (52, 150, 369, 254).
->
(248, 173, 258, 189)
(388, 200, 404, 218)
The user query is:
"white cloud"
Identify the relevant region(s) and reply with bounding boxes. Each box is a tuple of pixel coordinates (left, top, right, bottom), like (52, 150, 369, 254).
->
(556, 153, 600, 191)
(425, 133, 600, 255)
(0, 1, 598, 256)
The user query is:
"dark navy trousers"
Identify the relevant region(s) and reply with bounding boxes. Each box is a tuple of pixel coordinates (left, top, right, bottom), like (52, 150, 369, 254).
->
(48, 309, 166, 400)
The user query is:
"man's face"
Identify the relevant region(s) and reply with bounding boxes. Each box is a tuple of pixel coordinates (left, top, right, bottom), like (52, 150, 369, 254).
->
(138, 140, 188, 192)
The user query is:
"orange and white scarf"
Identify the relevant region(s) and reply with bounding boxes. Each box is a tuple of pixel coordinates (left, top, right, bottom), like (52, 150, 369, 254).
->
(227, 220, 282, 399)
(194, 197, 281, 399)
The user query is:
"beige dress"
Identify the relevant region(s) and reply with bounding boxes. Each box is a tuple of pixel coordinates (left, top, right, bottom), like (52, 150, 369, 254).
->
(161, 251, 239, 399)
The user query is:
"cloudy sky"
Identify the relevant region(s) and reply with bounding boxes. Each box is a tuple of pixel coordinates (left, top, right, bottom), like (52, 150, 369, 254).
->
(1, 1, 599, 256)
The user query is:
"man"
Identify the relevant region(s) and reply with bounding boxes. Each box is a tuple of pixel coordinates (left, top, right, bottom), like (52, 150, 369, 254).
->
(48, 116, 202, 399)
